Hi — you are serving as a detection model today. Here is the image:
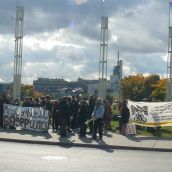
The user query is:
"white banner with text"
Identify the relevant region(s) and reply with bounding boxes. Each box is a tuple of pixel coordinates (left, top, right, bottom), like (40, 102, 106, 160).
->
(128, 101, 172, 127)
(3, 104, 49, 131)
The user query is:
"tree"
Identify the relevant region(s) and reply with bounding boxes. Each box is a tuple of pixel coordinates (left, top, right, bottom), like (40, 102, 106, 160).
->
(33, 91, 44, 98)
(151, 79, 167, 101)
(21, 85, 44, 99)
(143, 75, 160, 101)
(121, 75, 145, 101)
(21, 85, 34, 99)
(120, 74, 161, 101)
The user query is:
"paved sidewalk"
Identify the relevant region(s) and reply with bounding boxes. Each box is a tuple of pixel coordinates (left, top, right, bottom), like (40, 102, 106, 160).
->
(0, 128, 172, 152)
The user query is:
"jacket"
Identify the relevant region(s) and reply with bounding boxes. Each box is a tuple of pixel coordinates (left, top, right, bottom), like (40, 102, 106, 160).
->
(92, 104, 105, 119)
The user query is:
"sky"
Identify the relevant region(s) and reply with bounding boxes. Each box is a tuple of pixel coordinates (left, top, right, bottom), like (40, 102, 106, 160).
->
(0, 0, 170, 84)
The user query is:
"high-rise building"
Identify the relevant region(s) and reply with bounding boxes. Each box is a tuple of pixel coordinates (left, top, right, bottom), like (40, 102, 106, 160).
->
(110, 51, 122, 100)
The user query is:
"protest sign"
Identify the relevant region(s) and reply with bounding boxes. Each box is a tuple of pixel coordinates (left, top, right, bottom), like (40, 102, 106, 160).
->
(3, 104, 49, 131)
(128, 101, 172, 127)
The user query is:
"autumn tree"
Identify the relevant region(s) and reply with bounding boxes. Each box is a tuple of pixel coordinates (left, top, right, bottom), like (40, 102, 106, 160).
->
(120, 74, 161, 101)
(151, 79, 167, 101)
(21, 85, 44, 99)
(121, 75, 145, 101)
(143, 75, 160, 101)
(21, 85, 34, 99)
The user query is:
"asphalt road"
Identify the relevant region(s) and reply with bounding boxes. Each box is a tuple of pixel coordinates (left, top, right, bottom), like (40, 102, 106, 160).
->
(0, 141, 172, 172)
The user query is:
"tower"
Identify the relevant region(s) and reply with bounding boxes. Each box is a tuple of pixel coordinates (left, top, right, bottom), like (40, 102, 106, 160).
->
(110, 51, 122, 100)
(98, 1, 108, 99)
(166, 3, 172, 101)
(13, 5, 24, 100)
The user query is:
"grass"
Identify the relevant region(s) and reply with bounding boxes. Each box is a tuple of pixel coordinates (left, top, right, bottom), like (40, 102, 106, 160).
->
(137, 126, 172, 138)
(110, 119, 172, 138)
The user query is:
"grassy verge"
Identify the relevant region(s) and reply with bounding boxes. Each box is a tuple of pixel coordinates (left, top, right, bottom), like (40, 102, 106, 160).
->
(110, 119, 172, 138)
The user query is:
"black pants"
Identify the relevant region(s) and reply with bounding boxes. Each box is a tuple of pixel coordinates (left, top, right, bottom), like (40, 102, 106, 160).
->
(0, 115, 3, 127)
(79, 121, 86, 137)
(66, 116, 71, 131)
(88, 117, 93, 133)
(71, 113, 77, 129)
(52, 115, 58, 130)
(93, 118, 103, 139)
(60, 119, 67, 137)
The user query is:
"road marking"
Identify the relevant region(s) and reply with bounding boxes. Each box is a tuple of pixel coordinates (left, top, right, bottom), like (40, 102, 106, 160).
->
(41, 156, 68, 160)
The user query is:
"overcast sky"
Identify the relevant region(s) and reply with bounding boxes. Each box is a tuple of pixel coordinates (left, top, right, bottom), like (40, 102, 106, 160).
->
(0, 0, 170, 84)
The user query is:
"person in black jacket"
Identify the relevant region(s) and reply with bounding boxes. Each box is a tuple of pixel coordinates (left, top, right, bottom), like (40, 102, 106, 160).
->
(77, 99, 88, 137)
(66, 96, 73, 132)
(52, 100, 59, 132)
(0, 98, 3, 127)
(120, 99, 130, 135)
(71, 97, 79, 129)
(87, 96, 96, 134)
(59, 97, 68, 137)
(45, 95, 53, 129)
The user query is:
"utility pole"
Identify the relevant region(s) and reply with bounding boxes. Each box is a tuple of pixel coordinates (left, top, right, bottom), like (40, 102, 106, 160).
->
(167, 3, 172, 101)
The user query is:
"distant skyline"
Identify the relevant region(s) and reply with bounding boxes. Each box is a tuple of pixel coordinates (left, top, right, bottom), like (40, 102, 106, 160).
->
(0, 0, 170, 84)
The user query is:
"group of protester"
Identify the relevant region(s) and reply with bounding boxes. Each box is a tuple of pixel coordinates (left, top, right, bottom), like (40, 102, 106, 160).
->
(0, 94, 113, 141)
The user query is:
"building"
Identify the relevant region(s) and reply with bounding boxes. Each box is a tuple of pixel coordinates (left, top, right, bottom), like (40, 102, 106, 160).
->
(33, 78, 68, 97)
(0, 83, 11, 96)
(110, 52, 122, 100)
(33, 77, 100, 97)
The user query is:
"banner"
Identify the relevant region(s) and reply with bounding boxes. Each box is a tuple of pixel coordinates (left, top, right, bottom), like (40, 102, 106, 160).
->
(3, 104, 49, 131)
(128, 101, 172, 127)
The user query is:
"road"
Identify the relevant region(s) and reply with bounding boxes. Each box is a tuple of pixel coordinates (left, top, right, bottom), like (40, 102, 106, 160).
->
(0, 141, 172, 172)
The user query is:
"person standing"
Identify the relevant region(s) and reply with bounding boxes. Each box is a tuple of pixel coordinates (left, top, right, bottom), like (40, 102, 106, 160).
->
(52, 100, 59, 132)
(120, 99, 130, 135)
(66, 96, 73, 132)
(59, 97, 68, 137)
(0, 98, 3, 128)
(71, 97, 79, 129)
(87, 96, 96, 134)
(92, 98, 105, 141)
(77, 99, 88, 137)
(45, 95, 53, 129)
(103, 100, 112, 133)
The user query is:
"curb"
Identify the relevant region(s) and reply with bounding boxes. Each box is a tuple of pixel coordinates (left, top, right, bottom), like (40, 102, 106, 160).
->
(0, 137, 172, 152)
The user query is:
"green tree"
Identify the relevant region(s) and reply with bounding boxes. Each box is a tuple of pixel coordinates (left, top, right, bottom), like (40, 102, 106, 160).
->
(143, 75, 160, 101)
(121, 74, 145, 101)
(21, 85, 34, 99)
(151, 79, 167, 101)
(121, 74, 161, 101)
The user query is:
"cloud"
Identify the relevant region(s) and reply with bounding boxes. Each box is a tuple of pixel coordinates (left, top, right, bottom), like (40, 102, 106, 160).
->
(75, 0, 88, 5)
(0, 0, 169, 85)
